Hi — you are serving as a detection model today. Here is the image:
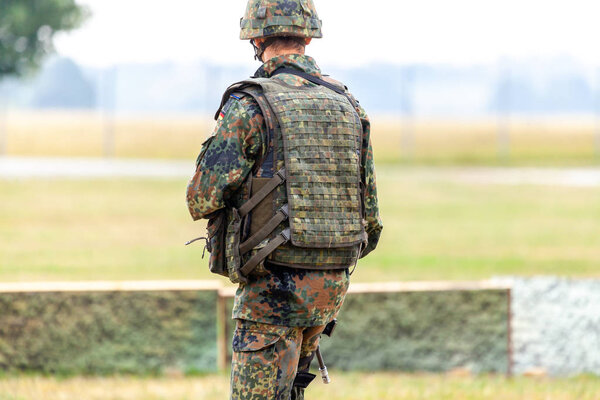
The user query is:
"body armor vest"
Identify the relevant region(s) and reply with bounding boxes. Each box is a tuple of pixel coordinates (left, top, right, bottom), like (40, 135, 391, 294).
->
(213, 70, 367, 283)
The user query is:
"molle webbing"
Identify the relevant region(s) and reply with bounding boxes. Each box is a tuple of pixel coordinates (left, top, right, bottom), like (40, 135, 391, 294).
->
(263, 87, 365, 248)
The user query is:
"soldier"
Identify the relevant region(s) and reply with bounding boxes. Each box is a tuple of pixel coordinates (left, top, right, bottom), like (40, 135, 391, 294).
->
(186, 1, 382, 399)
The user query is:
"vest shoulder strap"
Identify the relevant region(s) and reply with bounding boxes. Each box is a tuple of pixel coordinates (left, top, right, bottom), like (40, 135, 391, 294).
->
(215, 79, 279, 129)
(214, 78, 269, 120)
(270, 67, 359, 109)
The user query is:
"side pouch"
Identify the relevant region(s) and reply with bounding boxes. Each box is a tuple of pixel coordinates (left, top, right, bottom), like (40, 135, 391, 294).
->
(206, 210, 228, 277)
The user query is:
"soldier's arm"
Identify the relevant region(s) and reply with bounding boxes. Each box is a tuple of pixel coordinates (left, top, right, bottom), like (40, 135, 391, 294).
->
(358, 107, 383, 258)
(187, 96, 265, 220)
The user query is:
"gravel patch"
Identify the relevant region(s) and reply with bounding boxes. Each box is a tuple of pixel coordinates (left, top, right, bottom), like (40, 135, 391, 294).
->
(493, 277, 600, 376)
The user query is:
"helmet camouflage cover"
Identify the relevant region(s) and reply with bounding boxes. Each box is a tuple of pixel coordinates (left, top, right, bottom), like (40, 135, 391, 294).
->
(240, 0, 323, 40)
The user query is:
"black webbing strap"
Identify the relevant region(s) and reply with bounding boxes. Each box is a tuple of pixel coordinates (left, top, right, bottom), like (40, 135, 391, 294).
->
(240, 228, 291, 277)
(270, 68, 358, 108)
(239, 204, 289, 255)
(238, 168, 286, 218)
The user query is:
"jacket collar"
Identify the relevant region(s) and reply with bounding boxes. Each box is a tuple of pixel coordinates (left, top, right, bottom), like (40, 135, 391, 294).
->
(254, 54, 322, 79)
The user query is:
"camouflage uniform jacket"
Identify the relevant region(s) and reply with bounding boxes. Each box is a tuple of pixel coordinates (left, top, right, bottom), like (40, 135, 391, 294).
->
(187, 54, 382, 327)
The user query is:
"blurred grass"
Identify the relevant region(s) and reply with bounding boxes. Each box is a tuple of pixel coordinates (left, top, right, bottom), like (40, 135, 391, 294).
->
(3, 111, 600, 165)
(1, 373, 599, 400)
(371, 117, 600, 166)
(1, 166, 600, 282)
(2, 111, 211, 160)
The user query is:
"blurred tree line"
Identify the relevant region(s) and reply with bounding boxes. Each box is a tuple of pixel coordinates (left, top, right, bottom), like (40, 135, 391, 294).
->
(0, 0, 89, 80)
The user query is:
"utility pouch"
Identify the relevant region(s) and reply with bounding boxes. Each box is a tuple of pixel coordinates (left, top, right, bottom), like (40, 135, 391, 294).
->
(223, 207, 271, 284)
(206, 210, 228, 277)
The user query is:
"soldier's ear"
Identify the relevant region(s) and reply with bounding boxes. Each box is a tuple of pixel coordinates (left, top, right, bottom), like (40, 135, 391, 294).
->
(305, 38, 312, 45)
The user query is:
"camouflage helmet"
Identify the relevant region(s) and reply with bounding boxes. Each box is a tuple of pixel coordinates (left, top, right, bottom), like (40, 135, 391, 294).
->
(240, 0, 323, 40)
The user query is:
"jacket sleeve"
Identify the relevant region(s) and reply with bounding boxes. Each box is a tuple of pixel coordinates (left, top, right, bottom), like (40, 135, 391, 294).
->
(358, 107, 383, 258)
(186, 96, 265, 220)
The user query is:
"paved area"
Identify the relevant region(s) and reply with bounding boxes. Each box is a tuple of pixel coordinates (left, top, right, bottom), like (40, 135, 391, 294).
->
(380, 165, 600, 188)
(0, 156, 194, 179)
(450, 167, 600, 187)
(2, 156, 600, 187)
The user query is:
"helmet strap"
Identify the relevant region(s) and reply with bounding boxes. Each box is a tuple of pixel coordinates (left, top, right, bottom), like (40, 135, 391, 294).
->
(251, 39, 267, 62)
(251, 37, 285, 62)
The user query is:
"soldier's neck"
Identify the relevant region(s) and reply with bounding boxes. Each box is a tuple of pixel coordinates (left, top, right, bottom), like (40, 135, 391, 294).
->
(262, 48, 305, 63)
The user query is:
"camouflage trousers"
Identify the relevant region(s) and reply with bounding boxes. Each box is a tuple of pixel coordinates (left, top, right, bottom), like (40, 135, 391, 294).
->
(230, 319, 325, 400)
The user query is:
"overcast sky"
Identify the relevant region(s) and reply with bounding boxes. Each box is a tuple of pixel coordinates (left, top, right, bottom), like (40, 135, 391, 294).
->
(54, 0, 600, 69)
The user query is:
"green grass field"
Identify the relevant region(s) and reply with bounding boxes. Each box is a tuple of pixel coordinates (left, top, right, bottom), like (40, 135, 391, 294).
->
(1, 373, 599, 400)
(2, 165, 599, 282)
